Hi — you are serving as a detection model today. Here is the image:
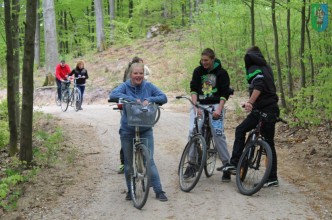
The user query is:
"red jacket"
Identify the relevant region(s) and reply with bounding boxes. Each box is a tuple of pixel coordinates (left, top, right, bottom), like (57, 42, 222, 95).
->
(55, 64, 71, 81)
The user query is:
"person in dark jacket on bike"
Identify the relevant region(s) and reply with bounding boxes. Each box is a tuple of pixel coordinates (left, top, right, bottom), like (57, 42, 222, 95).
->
(185, 48, 232, 182)
(223, 46, 280, 187)
(69, 60, 89, 110)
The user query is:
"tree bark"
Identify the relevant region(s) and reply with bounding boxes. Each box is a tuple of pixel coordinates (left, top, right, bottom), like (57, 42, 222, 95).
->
(271, 0, 286, 109)
(34, 0, 40, 68)
(4, 0, 19, 156)
(109, 0, 115, 44)
(43, 0, 59, 85)
(20, 0, 37, 164)
(286, 0, 294, 98)
(300, 0, 306, 88)
(94, 0, 106, 51)
(250, 0, 255, 46)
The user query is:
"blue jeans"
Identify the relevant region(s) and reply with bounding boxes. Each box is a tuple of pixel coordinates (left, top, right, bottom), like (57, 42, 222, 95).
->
(120, 129, 163, 194)
(76, 85, 85, 104)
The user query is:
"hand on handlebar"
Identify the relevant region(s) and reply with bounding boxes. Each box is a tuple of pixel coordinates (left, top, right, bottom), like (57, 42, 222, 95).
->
(241, 102, 253, 112)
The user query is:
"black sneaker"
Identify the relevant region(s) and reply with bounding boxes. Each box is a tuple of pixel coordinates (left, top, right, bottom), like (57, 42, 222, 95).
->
(156, 191, 168, 202)
(222, 162, 236, 174)
(183, 165, 196, 179)
(263, 179, 279, 188)
(221, 171, 231, 182)
(125, 192, 132, 200)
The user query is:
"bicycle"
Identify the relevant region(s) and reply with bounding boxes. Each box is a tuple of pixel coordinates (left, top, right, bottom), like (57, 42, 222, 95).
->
(235, 110, 287, 196)
(109, 98, 161, 209)
(60, 77, 82, 112)
(176, 95, 219, 192)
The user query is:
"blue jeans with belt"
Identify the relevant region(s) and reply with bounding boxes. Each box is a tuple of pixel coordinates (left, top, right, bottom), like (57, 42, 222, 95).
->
(120, 129, 163, 194)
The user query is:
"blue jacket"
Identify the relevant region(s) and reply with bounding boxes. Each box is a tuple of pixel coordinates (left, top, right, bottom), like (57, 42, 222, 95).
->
(109, 80, 167, 135)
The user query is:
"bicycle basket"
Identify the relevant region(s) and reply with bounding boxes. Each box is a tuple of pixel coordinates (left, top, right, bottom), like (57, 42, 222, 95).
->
(125, 103, 158, 127)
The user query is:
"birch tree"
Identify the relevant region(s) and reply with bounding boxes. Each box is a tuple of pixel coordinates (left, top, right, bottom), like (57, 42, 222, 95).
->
(94, 0, 106, 51)
(43, 0, 58, 85)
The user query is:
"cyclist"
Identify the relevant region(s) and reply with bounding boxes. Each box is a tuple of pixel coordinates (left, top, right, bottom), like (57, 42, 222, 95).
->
(123, 56, 151, 81)
(118, 56, 152, 174)
(185, 48, 232, 182)
(55, 60, 71, 102)
(68, 60, 89, 110)
(223, 46, 280, 187)
(110, 63, 168, 202)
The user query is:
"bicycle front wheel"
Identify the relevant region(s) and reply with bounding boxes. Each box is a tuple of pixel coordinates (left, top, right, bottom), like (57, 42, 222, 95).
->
(73, 88, 81, 112)
(60, 90, 70, 112)
(178, 134, 207, 192)
(130, 144, 151, 210)
(203, 129, 217, 177)
(236, 139, 272, 196)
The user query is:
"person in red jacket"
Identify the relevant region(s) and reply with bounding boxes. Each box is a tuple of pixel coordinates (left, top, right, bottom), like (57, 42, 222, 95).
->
(55, 60, 71, 101)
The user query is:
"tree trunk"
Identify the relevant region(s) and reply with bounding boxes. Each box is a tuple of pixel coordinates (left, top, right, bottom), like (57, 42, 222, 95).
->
(4, 0, 19, 156)
(286, 0, 294, 98)
(43, 0, 58, 85)
(94, 0, 106, 51)
(109, 0, 115, 44)
(181, 3, 185, 27)
(34, 0, 40, 68)
(250, 0, 255, 46)
(20, 0, 37, 164)
(271, 0, 286, 109)
(305, 4, 314, 87)
(300, 0, 306, 88)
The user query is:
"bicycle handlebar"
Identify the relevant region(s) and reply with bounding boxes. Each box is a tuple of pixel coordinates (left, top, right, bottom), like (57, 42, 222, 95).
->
(176, 95, 213, 113)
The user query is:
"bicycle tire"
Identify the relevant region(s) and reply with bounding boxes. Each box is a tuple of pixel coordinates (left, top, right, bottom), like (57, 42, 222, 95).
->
(203, 129, 217, 177)
(60, 90, 70, 112)
(178, 134, 207, 192)
(73, 88, 81, 112)
(130, 144, 151, 209)
(154, 107, 161, 124)
(236, 139, 272, 196)
(55, 91, 60, 106)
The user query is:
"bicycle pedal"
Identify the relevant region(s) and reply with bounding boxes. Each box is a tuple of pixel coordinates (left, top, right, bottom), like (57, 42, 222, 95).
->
(207, 149, 217, 154)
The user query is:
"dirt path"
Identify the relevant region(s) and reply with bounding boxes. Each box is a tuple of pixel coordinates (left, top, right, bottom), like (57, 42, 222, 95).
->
(15, 101, 318, 220)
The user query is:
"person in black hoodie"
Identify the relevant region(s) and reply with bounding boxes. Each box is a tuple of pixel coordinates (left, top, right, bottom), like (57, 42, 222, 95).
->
(223, 46, 280, 187)
(184, 48, 232, 182)
(69, 60, 89, 110)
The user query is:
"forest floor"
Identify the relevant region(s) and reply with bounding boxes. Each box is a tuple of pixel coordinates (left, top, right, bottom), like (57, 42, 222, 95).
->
(1, 32, 331, 219)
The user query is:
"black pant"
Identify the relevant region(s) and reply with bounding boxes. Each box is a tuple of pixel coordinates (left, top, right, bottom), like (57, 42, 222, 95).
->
(230, 107, 279, 180)
(56, 78, 62, 100)
(120, 148, 124, 164)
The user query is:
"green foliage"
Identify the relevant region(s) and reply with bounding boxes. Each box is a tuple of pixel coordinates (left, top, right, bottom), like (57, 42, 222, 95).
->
(0, 100, 9, 150)
(290, 66, 332, 127)
(33, 127, 64, 167)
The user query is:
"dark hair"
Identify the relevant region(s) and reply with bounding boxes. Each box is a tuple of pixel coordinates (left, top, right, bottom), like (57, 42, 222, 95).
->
(60, 60, 65, 63)
(246, 46, 262, 54)
(201, 48, 215, 59)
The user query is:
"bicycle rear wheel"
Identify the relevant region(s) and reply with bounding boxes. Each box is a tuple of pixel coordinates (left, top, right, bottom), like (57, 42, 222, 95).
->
(178, 134, 207, 192)
(60, 90, 70, 112)
(236, 139, 272, 196)
(204, 129, 217, 177)
(130, 144, 151, 209)
(73, 88, 81, 112)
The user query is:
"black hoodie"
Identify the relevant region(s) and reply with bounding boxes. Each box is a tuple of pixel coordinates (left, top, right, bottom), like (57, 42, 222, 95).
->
(190, 59, 230, 104)
(244, 51, 279, 110)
